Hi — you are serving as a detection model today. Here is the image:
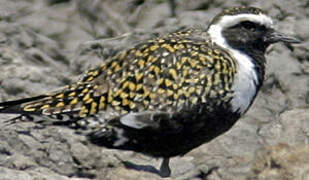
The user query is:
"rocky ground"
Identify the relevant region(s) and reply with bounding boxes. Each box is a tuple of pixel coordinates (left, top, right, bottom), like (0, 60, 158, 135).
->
(0, 0, 308, 179)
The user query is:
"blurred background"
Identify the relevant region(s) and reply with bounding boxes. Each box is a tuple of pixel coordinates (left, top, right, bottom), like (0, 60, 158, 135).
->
(0, 0, 308, 179)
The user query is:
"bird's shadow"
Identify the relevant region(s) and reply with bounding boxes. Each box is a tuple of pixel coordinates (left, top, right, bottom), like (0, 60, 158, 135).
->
(121, 160, 163, 177)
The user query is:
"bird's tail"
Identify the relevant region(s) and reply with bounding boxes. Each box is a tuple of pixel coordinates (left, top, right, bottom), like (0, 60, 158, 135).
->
(0, 95, 48, 115)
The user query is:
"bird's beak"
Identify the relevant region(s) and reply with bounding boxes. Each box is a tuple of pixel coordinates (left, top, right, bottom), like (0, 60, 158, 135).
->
(264, 30, 302, 44)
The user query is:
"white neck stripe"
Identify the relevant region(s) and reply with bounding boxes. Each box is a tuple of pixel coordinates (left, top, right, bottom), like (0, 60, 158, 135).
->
(207, 13, 270, 114)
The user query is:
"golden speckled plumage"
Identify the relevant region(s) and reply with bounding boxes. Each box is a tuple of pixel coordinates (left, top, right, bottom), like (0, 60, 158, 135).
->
(17, 28, 237, 126)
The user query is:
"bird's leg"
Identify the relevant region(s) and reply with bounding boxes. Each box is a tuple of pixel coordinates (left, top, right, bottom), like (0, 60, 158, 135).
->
(159, 158, 171, 177)
(168, 0, 176, 17)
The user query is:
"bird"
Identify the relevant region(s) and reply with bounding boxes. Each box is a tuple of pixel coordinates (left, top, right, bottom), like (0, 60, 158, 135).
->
(0, 6, 301, 177)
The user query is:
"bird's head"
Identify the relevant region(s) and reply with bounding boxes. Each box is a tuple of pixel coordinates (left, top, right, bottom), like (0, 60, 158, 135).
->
(207, 7, 301, 53)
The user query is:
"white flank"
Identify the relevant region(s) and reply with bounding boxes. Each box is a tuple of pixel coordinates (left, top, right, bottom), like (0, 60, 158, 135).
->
(113, 128, 129, 147)
(120, 112, 148, 129)
(208, 13, 272, 114)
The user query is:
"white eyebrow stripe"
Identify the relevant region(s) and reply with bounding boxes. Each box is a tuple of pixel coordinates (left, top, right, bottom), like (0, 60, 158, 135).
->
(215, 13, 273, 29)
(207, 13, 273, 50)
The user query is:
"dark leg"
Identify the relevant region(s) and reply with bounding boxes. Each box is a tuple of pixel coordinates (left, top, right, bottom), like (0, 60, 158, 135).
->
(168, 0, 176, 17)
(159, 158, 171, 177)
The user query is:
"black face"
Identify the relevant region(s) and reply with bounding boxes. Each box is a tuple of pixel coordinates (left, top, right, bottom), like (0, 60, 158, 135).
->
(222, 21, 272, 53)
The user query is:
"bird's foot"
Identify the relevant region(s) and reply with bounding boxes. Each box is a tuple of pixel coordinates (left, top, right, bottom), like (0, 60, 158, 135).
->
(159, 158, 171, 178)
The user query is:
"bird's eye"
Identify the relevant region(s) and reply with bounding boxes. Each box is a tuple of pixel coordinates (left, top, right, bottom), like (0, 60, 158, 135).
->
(241, 21, 257, 31)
